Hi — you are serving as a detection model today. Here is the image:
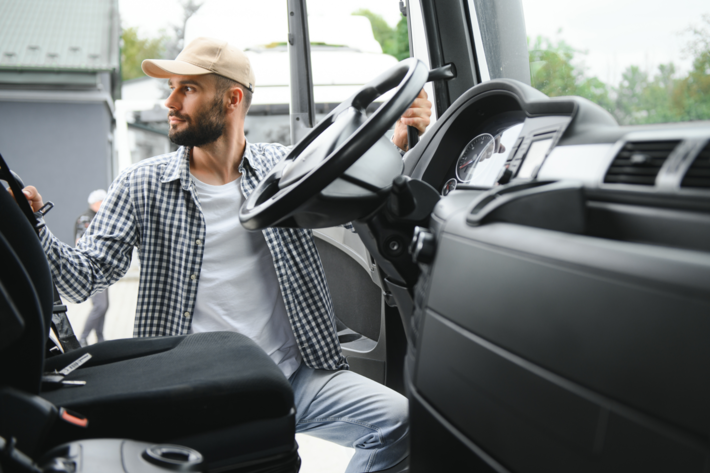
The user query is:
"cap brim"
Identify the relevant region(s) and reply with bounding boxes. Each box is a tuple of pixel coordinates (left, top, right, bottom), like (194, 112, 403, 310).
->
(141, 59, 212, 79)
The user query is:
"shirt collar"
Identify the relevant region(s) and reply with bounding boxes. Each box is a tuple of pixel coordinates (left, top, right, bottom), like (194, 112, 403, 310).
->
(238, 140, 254, 175)
(160, 146, 191, 190)
(161, 142, 260, 189)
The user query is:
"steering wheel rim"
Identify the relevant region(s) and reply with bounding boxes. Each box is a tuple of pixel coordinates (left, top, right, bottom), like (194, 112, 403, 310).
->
(239, 58, 429, 230)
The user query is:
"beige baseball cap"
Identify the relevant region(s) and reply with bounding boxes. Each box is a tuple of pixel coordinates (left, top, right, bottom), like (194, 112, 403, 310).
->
(142, 37, 255, 92)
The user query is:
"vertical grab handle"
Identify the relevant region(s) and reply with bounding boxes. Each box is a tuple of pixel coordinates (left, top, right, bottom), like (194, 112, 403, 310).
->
(406, 64, 457, 151)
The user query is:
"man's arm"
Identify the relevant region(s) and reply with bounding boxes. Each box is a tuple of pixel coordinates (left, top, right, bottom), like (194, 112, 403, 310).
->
(392, 89, 433, 152)
(21, 180, 138, 303)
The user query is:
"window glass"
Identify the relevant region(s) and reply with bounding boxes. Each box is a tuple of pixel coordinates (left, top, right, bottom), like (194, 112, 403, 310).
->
(116, 1, 407, 168)
(522, 0, 710, 125)
(305, 0, 408, 131)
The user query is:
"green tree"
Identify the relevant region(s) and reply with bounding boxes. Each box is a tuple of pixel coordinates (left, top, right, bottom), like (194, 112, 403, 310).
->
(613, 65, 651, 125)
(614, 63, 684, 125)
(353, 9, 393, 50)
(672, 14, 710, 121)
(352, 9, 409, 60)
(615, 14, 710, 124)
(674, 50, 710, 120)
(120, 27, 166, 81)
(529, 16, 710, 125)
(528, 35, 613, 113)
(391, 15, 410, 60)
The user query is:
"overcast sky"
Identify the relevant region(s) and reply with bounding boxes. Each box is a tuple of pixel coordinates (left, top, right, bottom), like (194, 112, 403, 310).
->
(119, 0, 709, 86)
(118, 0, 403, 37)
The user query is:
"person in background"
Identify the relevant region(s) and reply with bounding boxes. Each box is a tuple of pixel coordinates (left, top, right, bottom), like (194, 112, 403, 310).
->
(74, 189, 109, 346)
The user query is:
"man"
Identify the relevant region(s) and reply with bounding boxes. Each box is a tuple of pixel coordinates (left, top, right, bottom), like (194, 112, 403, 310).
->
(20, 37, 431, 473)
(74, 189, 109, 346)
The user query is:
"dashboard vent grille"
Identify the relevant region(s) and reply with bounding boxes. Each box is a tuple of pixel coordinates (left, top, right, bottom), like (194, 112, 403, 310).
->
(604, 141, 679, 185)
(681, 142, 710, 189)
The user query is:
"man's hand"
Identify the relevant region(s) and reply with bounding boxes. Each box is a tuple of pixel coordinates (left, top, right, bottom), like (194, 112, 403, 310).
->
(392, 89, 433, 152)
(7, 185, 44, 212)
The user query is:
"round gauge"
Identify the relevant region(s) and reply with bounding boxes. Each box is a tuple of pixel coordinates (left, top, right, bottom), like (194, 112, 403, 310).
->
(442, 178, 457, 196)
(455, 133, 496, 183)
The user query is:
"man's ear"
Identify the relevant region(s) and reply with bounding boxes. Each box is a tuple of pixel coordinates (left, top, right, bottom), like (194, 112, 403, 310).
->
(228, 86, 244, 110)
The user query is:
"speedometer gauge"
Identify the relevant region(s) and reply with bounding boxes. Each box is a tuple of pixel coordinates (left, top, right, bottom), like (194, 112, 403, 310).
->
(442, 178, 457, 196)
(455, 133, 496, 183)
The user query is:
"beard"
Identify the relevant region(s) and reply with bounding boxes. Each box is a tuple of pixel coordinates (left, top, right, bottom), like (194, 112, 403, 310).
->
(168, 95, 226, 147)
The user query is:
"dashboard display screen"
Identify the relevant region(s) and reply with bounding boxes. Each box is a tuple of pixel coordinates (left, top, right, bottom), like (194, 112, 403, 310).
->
(517, 138, 553, 178)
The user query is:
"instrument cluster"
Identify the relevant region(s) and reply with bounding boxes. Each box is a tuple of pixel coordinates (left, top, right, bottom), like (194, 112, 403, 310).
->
(441, 123, 524, 195)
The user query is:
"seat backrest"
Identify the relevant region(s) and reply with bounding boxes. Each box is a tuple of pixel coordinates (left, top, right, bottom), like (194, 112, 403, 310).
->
(0, 271, 25, 351)
(0, 187, 54, 394)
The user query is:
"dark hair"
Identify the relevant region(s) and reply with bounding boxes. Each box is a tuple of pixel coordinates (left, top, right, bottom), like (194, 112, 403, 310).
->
(213, 74, 252, 114)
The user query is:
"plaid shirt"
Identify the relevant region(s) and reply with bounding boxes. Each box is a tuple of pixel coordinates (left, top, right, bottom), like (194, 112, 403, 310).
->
(40, 143, 347, 371)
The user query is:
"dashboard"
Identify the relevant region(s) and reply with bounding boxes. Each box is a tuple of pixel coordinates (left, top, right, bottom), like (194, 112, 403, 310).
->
(403, 79, 710, 212)
(403, 82, 575, 195)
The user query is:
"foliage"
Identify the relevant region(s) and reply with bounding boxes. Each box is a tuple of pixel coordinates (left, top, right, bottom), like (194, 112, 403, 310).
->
(120, 27, 166, 81)
(391, 15, 410, 60)
(528, 16, 710, 125)
(615, 64, 680, 125)
(120, 0, 203, 93)
(683, 14, 710, 59)
(352, 9, 409, 60)
(672, 15, 710, 122)
(529, 36, 615, 115)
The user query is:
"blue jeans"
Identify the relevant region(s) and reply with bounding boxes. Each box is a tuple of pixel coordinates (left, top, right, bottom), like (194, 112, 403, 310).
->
(289, 364, 409, 473)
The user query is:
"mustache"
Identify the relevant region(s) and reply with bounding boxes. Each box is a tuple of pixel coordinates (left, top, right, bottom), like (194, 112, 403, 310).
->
(168, 111, 189, 121)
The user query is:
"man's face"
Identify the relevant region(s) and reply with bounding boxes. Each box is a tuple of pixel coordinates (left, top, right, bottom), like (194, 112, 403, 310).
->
(165, 75, 227, 147)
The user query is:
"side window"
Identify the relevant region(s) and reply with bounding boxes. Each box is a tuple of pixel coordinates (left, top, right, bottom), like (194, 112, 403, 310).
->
(305, 1, 409, 136)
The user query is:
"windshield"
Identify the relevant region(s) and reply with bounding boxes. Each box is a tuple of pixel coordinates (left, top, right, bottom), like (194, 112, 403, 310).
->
(522, 0, 710, 125)
(303, 0, 408, 136)
(116, 0, 406, 163)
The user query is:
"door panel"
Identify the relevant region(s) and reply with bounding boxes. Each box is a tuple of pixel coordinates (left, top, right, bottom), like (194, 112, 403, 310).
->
(313, 228, 406, 392)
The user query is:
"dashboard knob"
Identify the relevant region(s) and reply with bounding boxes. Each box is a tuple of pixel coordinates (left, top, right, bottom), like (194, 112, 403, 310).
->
(496, 166, 513, 185)
(388, 175, 417, 217)
(410, 228, 436, 264)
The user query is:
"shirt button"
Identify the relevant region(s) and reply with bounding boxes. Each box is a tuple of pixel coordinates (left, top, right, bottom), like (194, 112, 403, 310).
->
(184, 311, 191, 318)
(190, 274, 197, 280)
(195, 239, 202, 245)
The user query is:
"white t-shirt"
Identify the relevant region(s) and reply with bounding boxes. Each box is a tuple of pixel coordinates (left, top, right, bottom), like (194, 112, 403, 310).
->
(189, 175, 302, 378)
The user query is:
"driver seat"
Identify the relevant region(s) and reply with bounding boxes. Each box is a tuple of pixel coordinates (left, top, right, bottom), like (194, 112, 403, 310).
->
(0, 184, 299, 472)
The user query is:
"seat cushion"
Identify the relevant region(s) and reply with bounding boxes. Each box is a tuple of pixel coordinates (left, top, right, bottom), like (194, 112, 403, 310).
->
(42, 331, 294, 444)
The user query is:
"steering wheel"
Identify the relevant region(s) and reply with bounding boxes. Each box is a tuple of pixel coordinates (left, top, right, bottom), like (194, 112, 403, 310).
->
(239, 58, 429, 230)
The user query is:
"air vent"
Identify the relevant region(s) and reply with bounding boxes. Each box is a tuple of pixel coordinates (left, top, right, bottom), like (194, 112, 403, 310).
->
(681, 142, 710, 189)
(604, 141, 679, 185)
